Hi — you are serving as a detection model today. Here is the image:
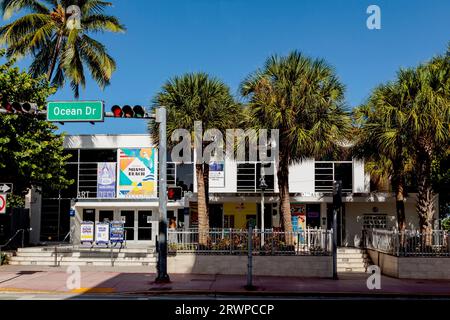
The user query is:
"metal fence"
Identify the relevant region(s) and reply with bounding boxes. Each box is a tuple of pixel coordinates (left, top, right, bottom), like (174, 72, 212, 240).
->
(167, 228, 332, 256)
(363, 229, 450, 257)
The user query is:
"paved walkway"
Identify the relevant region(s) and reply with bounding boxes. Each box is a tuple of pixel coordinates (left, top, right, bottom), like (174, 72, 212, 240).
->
(0, 265, 449, 297)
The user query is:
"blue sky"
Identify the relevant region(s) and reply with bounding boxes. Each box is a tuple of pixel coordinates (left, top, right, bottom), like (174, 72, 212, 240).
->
(2, 0, 449, 135)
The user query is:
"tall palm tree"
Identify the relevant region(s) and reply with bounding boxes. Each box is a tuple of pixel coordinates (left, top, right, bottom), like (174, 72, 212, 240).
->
(352, 82, 413, 232)
(0, 0, 125, 97)
(150, 73, 242, 245)
(404, 55, 450, 234)
(241, 51, 351, 235)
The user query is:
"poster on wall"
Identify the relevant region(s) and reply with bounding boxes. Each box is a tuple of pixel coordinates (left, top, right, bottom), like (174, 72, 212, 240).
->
(95, 222, 110, 245)
(97, 162, 116, 198)
(80, 222, 94, 244)
(110, 221, 124, 243)
(118, 148, 157, 198)
(209, 161, 225, 188)
(291, 203, 307, 233)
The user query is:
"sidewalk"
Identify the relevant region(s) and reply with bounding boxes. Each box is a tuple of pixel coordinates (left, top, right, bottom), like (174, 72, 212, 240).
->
(0, 265, 449, 297)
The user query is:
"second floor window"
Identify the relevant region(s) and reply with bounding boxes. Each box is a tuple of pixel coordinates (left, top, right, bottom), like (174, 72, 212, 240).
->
(315, 161, 353, 193)
(237, 162, 275, 192)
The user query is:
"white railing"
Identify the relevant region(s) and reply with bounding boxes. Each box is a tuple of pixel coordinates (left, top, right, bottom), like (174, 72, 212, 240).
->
(363, 229, 450, 257)
(167, 228, 332, 256)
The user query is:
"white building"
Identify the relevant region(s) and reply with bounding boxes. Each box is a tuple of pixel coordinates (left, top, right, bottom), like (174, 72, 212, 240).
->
(28, 134, 437, 247)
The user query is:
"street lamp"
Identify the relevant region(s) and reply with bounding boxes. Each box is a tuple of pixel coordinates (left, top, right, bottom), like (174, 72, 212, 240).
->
(259, 166, 268, 248)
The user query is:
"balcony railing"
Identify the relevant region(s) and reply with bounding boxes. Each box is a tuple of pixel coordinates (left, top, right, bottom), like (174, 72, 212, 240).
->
(167, 228, 332, 256)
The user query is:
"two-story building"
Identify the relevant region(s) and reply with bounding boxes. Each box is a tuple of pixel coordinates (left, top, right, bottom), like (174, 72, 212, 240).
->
(27, 134, 437, 247)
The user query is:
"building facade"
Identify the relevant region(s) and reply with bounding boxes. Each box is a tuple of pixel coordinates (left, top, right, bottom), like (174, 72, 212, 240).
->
(28, 134, 438, 247)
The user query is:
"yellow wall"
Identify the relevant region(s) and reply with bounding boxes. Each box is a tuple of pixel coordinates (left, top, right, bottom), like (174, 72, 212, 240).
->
(223, 203, 257, 229)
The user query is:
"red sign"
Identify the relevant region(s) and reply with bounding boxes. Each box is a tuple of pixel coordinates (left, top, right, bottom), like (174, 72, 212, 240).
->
(0, 194, 6, 214)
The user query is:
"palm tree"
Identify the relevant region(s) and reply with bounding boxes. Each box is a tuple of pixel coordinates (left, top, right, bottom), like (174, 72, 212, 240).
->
(241, 51, 351, 236)
(352, 82, 413, 232)
(150, 73, 242, 245)
(404, 54, 450, 234)
(0, 0, 125, 97)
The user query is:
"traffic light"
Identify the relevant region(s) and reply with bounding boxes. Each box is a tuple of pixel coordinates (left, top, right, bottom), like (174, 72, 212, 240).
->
(110, 105, 147, 118)
(332, 180, 343, 208)
(167, 186, 182, 201)
(1, 101, 38, 114)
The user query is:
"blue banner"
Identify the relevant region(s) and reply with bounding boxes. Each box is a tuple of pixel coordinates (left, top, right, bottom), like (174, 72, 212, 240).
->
(97, 162, 116, 198)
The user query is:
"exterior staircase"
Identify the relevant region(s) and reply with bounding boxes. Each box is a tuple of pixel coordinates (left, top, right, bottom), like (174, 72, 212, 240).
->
(8, 246, 158, 267)
(337, 247, 372, 273)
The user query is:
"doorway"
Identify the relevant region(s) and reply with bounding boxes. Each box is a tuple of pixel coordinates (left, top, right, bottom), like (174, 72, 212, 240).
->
(118, 209, 156, 244)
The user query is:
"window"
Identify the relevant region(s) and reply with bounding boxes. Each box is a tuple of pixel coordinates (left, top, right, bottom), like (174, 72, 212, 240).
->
(80, 149, 116, 162)
(224, 215, 235, 228)
(237, 162, 275, 192)
(363, 214, 387, 230)
(314, 161, 353, 193)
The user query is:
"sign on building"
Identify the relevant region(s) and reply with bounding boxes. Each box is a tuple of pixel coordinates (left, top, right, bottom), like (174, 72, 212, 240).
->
(97, 162, 116, 198)
(117, 148, 157, 198)
(95, 222, 110, 245)
(0, 194, 6, 214)
(80, 221, 94, 244)
(209, 161, 225, 188)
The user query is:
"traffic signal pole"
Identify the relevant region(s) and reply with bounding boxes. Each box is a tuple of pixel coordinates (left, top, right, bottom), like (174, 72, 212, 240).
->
(155, 107, 170, 283)
(332, 180, 342, 280)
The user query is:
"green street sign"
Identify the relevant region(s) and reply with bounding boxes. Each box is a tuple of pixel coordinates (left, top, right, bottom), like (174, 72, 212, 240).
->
(47, 101, 104, 122)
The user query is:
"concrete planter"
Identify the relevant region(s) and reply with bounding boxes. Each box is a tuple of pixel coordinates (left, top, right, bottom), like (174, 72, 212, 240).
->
(367, 249, 450, 279)
(167, 254, 332, 278)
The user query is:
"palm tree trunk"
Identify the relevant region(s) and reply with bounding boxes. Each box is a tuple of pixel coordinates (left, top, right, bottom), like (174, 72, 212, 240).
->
(392, 173, 406, 232)
(47, 32, 63, 81)
(203, 163, 210, 214)
(416, 140, 435, 247)
(277, 153, 293, 245)
(196, 164, 209, 246)
(393, 177, 407, 248)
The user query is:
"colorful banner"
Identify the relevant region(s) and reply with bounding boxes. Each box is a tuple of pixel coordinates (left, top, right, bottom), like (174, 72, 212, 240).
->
(80, 222, 94, 243)
(118, 148, 157, 198)
(97, 162, 116, 198)
(209, 161, 225, 187)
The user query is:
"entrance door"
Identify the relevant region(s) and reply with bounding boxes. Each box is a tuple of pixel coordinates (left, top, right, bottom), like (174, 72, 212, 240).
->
(137, 210, 153, 241)
(120, 210, 135, 241)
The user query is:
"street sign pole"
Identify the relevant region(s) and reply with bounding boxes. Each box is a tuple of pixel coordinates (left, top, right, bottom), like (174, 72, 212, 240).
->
(155, 107, 170, 283)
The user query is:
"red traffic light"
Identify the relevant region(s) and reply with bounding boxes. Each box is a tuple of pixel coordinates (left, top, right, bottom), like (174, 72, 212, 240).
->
(3, 102, 13, 112)
(111, 105, 123, 117)
(167, 187, 182, 201)
(109, 105, 149, 118)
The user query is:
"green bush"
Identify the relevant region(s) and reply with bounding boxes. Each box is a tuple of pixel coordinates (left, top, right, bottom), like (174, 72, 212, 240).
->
(442, 216, 450, 231)
(1, 253, 8, 265)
